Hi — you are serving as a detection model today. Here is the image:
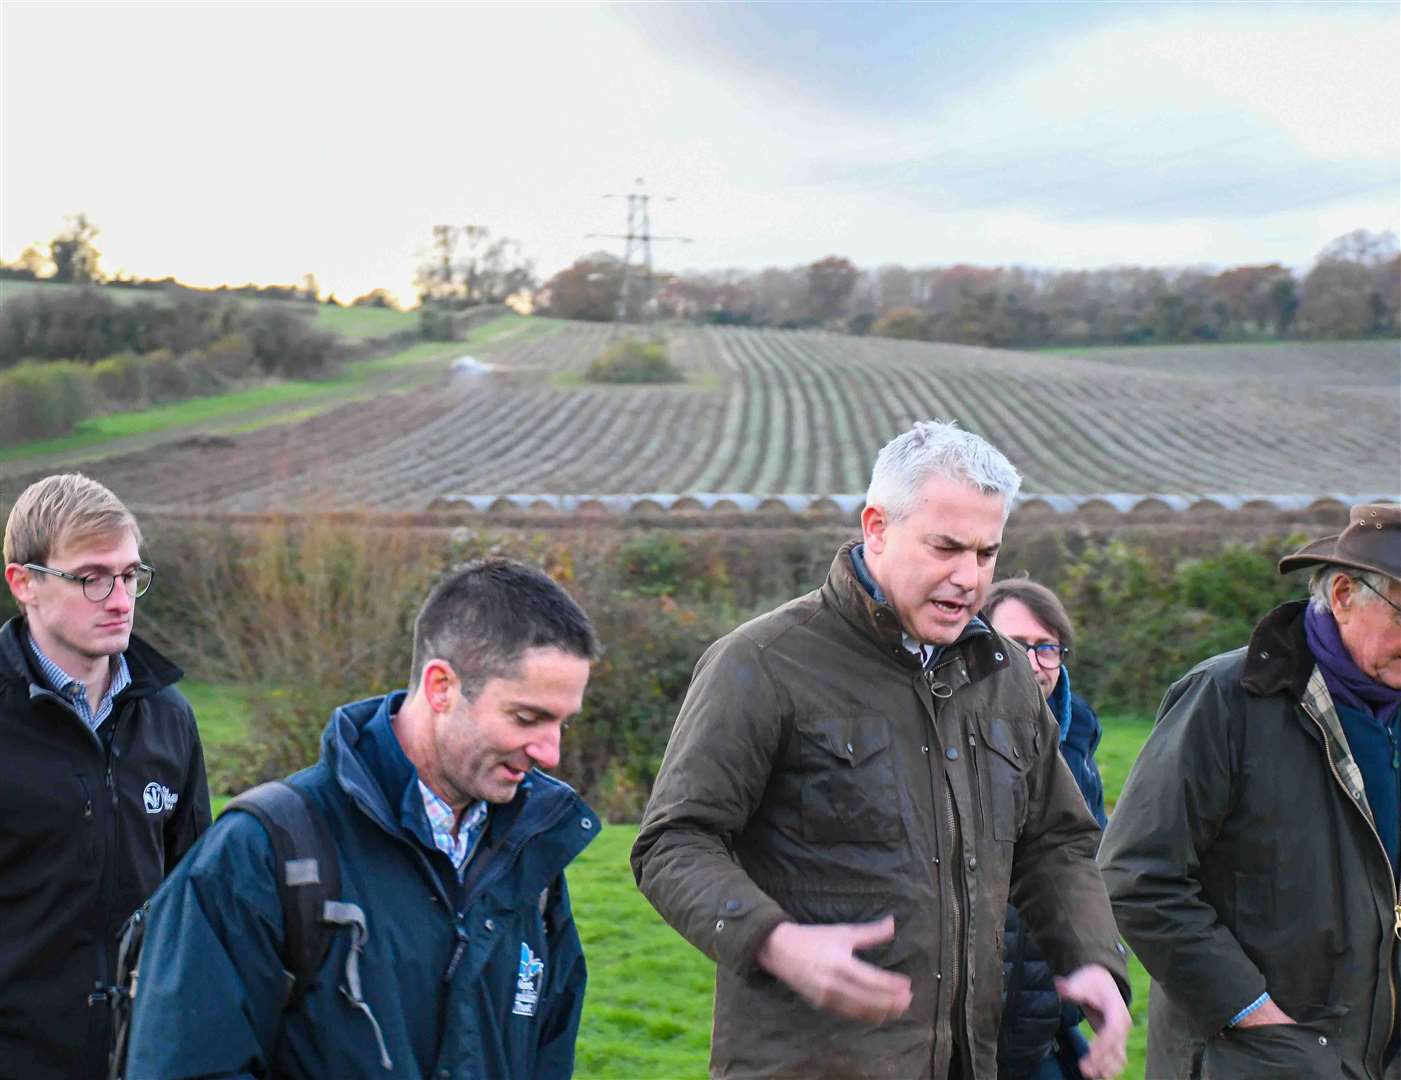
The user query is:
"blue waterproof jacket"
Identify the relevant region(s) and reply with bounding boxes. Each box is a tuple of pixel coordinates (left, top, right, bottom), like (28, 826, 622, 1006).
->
(998, 680, 1107, 1079)
(124, 692, 601, 1079)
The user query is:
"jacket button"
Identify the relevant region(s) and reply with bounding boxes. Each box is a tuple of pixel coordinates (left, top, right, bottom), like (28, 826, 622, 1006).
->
(922, 745, 930, 753)
(846, 742, 854, 755)
(484, 919, 494, 931)
(967, 857, 977, 871)
(1318, 1036, 1327, 1046)
(993, 653, 1004, 663)
(945, 747, 959, 761)
(581, 818, 593, 830)
(716, 920, 725, 932)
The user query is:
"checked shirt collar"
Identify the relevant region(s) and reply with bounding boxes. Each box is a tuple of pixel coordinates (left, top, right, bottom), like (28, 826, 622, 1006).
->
(418, 780, 489, 880)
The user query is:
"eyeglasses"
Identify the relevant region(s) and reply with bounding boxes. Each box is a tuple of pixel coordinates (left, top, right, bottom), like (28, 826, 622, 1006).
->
(24, 562, 154, 602)
(1358, 577, 1401, 623)
(1008, 637, 1067, 670)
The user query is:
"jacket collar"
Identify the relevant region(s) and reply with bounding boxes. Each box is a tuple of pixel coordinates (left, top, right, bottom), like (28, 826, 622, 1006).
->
(0, 615, 181, 702)
(322, 692, 586, 854)
(824, 540, 1008, 683)
(1241, 600, 1315, 701)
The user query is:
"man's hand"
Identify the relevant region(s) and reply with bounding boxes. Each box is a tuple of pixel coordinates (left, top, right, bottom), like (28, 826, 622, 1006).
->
(1055, 965, 1131, 1079)
(755, 916, 913, 1025)
(1233, 998, 1296, 1029)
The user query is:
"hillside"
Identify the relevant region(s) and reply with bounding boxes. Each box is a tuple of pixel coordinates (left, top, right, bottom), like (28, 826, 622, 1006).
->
(1, 323, 1395, 511)
(0, 279, 417, 341)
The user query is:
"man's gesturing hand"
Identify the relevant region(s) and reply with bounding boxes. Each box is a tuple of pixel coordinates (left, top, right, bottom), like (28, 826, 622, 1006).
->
(755, 916, 913, 1025)
(1055, 965, 1131, 1079)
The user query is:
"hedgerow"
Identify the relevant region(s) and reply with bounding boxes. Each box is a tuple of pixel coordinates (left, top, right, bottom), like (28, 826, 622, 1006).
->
(1, 515, 1296, 818)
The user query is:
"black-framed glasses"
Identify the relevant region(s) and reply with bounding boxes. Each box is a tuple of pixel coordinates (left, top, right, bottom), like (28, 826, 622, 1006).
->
(1358, 577, 1401, 622)
(1009, 637, 1067, 670)
(24, 562, 154, 602)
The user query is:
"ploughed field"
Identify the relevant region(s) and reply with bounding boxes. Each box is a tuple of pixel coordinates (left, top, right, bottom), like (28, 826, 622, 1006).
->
(5, 325, 1396, 510)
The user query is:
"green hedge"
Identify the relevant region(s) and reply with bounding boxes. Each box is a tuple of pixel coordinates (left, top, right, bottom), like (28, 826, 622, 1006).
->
(586, 337, 682, 384)
(0, 360, 96, 444)
(0, 334, 264, 445)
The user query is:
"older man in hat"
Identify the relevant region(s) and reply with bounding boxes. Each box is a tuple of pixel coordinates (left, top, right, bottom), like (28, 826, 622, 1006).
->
(1099, 502, 1401, 1079)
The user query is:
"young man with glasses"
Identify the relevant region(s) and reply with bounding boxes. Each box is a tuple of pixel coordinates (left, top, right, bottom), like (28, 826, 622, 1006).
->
(1, 473, 211, 1080)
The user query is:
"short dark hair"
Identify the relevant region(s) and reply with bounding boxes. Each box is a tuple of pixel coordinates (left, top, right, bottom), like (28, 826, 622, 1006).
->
(980, 576, 1075, 653)
(408, 558, 600, 698)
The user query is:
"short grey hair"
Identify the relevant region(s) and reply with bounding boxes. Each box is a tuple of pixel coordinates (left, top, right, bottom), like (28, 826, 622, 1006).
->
(1308, 565, 1395, 613)
(866, 420, 1022, 523)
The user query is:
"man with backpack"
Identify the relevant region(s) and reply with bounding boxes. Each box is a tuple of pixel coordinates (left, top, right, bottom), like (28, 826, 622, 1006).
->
(1, 473, 211, 1080)
(121, 557, 602, 1079)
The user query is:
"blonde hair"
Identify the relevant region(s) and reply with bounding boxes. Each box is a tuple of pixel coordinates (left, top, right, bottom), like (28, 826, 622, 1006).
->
(4, 473, 141, 568)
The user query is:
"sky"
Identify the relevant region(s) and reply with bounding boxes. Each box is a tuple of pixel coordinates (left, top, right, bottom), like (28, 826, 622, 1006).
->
(2, 1, 1397, 305)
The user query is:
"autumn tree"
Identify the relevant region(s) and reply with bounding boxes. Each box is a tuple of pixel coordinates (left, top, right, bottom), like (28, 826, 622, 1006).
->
(536, 253, 624, 322)
(871, 306, 931, 340)
(414, 224, 535, 307)
(49, 213, 102, 284)
(804, 256, 859, 325)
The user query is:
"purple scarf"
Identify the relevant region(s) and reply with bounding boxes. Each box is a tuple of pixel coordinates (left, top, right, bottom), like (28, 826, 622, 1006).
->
(1305, 604, 1401, 729)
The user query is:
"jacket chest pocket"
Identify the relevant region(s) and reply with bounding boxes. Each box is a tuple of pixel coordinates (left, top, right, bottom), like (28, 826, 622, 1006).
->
(796, 717, 902, 843)
(977, 714, 1029, 842)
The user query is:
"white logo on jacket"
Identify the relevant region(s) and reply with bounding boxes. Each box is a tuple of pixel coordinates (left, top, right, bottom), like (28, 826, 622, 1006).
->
(512, 943, 545, 1017)
(142, 781, 178, 814)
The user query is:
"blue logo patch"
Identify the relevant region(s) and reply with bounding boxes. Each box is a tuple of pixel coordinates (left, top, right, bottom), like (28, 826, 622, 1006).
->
(512, 942, 545, 1017)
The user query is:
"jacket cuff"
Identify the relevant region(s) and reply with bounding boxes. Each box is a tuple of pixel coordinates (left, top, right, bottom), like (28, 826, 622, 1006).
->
(1228, 993, 1271, 1026)
(710, 894, 792, 977)
(1070, 941, 1133, 1007)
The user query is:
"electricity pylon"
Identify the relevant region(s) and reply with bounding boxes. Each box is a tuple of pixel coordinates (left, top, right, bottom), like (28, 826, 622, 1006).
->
(587, 178, 691, 323)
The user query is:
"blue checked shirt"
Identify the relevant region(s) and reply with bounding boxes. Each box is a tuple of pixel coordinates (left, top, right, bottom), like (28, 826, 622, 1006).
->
(26, 631, 130, 734)
(418, 781, 489, 880)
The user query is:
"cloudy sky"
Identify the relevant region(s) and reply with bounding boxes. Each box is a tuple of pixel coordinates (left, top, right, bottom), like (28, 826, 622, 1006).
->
(3, 1, 1397, 303)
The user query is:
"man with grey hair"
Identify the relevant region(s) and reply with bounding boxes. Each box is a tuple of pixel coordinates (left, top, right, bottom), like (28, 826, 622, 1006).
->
(1100, 502, 1401, 1079)
(633, 420, 1131, 1079)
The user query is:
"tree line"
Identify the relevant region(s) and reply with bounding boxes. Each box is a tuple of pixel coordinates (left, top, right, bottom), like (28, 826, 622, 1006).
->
(7, 215, 1397, 348)
(537, 229, 1400, 347)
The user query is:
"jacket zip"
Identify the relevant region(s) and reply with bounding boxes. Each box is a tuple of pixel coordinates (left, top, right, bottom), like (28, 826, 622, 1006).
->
(1304, 703, 1398, 1063)
(351, 779, 582, 980)
(923, 666, 966, 1046)
(33, 686, 124, 1005)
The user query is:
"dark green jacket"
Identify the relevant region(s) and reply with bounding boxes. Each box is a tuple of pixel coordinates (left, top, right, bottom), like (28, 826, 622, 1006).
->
(1099, 601, 1401, 1079)
(632, 543, 1127, 1079)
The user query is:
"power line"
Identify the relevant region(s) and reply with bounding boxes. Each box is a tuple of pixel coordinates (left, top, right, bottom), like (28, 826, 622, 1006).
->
(586, 177, 691, 322)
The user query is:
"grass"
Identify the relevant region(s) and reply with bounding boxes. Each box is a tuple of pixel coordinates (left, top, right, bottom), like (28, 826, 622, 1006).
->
(314, 303, 416, 339)
(185, 682, 1158, 1079)
(0, 314, 558, 464)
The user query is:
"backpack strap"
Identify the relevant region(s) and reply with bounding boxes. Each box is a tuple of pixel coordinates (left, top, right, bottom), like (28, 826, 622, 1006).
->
(224, 780, 342, 1007)
(107, 905, 148, 1080)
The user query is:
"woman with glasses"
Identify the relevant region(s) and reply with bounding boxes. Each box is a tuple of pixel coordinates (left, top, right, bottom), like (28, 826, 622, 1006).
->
(981, 577, 1107, 1080)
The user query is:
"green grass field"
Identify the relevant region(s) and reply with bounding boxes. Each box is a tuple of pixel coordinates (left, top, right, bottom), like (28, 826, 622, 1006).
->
(183, 678, 1156, 1079)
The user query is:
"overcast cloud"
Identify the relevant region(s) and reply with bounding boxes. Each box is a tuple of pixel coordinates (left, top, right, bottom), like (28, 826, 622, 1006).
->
(2, 1, 1396, 302)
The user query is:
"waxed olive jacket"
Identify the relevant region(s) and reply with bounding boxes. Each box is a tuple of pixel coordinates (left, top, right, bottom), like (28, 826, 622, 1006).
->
(1099, 601, 1401, 1080)
(632, 542, 1128, 1079)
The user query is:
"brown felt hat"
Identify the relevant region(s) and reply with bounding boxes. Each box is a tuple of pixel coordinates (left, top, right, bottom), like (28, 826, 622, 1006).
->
(1278, 502, 1401, 580)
